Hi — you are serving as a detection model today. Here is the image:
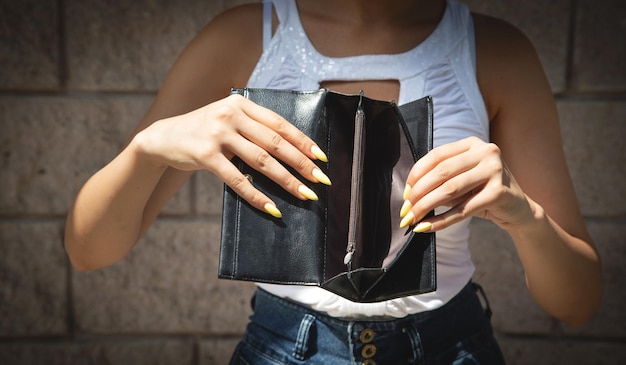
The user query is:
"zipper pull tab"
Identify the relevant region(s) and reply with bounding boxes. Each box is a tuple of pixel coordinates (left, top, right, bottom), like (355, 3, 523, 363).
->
(344, 242, 356, 265)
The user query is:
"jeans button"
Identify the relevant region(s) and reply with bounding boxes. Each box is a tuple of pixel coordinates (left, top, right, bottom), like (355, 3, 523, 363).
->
(361, 343, 377, 358)
(359, 328, 375, 343)
(362, 359, 376, 365)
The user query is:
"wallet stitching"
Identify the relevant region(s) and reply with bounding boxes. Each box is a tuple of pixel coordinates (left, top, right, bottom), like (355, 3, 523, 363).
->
(233, 162, 243, 278)
(425, 96, 437, 289)
(322, 103, 329, 283)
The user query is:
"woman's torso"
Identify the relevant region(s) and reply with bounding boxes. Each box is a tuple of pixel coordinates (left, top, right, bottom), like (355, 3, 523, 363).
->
(245, 0, 489, 318)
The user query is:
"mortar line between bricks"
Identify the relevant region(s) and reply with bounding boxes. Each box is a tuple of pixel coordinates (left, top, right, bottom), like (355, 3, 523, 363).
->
(66, 252, 76, 339)
(554, 91, 626, 101)
(0, 215, 68, 222)
(192, 336, 200, 365)
(563, 0, 579, 92)
(57, 0, 68, 90)
(0, 214, 221, 222)
(583, 216, 626, 224)
(0, 334, 212, 344)
(67, 332, 246, 340)
(190, 171, 199, 215)
(550, 316, 564, 336)
(0, 90, 158, 98)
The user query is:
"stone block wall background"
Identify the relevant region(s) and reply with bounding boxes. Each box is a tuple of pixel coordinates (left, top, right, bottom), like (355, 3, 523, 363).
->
(1, 0, 624, 364)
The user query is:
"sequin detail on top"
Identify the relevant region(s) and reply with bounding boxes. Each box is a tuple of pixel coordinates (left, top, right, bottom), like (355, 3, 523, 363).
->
(248, 0, 489, 318)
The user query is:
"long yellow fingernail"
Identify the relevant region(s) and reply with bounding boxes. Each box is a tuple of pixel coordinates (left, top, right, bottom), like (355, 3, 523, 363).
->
(400, 200, 412, 218)
(413, 222, 432, 233)
(298, 185, 319, 201)
(264, 203, 282, 218)
(311, 145, 328, 162)
(403, 184, 411, 201)
(400, 211, 415, 228)
(312, 168, 332, 186)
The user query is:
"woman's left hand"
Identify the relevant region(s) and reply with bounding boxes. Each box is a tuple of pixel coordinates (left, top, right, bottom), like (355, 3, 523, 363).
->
(401, 136, 536, 233)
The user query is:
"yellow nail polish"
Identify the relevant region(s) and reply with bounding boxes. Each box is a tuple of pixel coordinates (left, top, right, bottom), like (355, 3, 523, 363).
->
(400, 200, 412, 218)
(312, 168, 332, 186)
(403, 184, 411, 201)
(263, 203, 282, 218)
(413, 222, 432, 233)
(311, 145, 328, 163)
(298, 185, 319, 201)
(399, 211, 415, 229)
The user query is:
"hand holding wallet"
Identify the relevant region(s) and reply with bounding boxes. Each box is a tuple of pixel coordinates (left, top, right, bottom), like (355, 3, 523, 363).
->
(219, 88, 436, 302)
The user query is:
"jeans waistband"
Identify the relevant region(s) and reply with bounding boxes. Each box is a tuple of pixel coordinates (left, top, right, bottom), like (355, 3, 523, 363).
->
(250, 281, 492, 355)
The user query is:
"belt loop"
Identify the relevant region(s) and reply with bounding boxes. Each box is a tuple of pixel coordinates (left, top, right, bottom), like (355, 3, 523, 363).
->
(293, 314, 316, 360)
(405, 323, 424, 364)
(473, 282, 493, 319)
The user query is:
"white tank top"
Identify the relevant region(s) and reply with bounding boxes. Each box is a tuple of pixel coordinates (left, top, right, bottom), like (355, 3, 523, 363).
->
(246, 0, 490, 318)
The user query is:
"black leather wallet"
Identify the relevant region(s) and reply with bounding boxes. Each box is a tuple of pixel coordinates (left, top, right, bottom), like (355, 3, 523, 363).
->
(219, 88, 436, 302)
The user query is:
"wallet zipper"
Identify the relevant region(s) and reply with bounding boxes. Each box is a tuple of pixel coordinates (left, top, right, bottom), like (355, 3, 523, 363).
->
(344, 92, 366, 270)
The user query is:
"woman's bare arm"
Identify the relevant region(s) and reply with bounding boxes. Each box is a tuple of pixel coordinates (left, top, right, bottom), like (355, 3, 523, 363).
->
(402, 14, 602, 327)
(476, 15, 601, 327)
(64, 5, 328, 271)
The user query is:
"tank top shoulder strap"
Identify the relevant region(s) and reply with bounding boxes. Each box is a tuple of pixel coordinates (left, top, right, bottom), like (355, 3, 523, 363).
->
(262, 1, 272, 51)
(465, 9, 477, 72)
(262, 0, 297, 51)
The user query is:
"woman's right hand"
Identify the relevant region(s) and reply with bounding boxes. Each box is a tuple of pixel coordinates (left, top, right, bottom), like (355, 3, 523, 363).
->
(132, 93, 331, 217)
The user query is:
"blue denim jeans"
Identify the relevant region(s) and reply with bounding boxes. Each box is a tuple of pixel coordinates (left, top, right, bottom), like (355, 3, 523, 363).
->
(229, 282, 505, 365)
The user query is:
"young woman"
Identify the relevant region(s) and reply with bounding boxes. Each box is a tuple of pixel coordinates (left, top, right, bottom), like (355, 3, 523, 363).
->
(64, 0, 602, 363)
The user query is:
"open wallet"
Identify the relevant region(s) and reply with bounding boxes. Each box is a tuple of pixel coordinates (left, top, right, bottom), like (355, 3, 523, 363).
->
(219, 88, 436, 302)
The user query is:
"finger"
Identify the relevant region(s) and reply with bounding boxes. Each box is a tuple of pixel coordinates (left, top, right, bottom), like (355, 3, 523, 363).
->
(423, 189, 481, 231)
(206, 154, 282, 217)
(406, 144, 505, 226)
(405, 147, 482, 205)
(235, 95, 329, 162)
(237, 114, 331, 186)
(408, 167, 489, 226)
(422, 187, 490, 231)
(405, 138, 474, 188)
(225, 135, 321, 201)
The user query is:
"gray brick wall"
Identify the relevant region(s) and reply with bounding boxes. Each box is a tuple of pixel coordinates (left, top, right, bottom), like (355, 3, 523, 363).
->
(1, 0, 624, 364)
